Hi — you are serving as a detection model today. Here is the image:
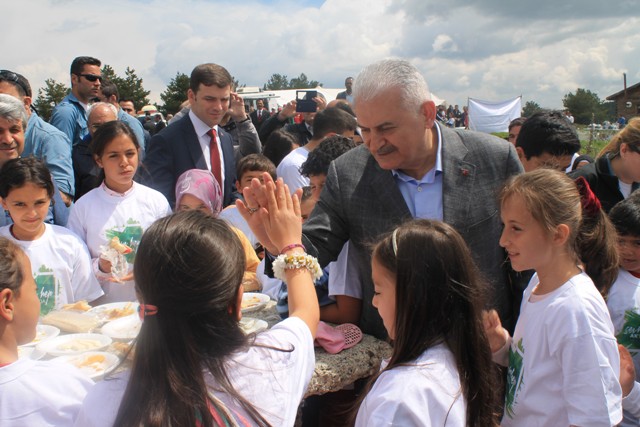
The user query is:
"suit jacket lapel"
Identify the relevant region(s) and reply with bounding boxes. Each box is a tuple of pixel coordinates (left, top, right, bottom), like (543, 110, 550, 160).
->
(441, 126, 476, 229)
(367, 156, 411, 220)
(182, 116, 208, 170)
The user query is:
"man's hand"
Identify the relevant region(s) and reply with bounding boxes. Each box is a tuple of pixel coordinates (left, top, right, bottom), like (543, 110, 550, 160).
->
(228, 93, 247, 122)
(313, 96, 327, 111)
(277, 101, 297, 121)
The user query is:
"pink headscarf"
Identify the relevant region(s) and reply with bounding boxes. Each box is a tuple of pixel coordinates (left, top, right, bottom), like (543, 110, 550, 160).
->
(174, 169, 223, 216)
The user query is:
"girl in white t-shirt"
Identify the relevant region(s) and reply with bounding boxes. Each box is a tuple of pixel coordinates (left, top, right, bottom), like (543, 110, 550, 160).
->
(351, 219, 498, 426)
(74, 177, 319, 427)
(0, 157, 103, 313)
(484, 169, 622, 426)
(0, 237, 93, 427)
(67, 121, 171, 304)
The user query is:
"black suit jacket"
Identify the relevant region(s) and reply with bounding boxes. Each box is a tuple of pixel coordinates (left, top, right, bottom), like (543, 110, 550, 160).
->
(143, 114, 237, 207)
(249, 109, 269, 132)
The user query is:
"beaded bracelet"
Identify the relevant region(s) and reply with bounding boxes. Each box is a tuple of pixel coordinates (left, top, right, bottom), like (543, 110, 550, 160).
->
(273, 253, 323, 283)
(280, 243, 306, 254)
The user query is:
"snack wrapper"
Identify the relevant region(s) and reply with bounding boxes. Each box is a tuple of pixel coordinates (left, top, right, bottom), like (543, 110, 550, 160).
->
(100, 237, 132, 281)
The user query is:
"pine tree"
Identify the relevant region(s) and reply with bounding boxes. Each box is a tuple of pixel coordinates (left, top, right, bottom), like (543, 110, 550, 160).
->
(159, 72, 190, 116)
(32, 79, 69, 121)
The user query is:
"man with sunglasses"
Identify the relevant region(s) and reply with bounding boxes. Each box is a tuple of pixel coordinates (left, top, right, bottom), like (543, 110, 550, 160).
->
(50, 56, 102, 149)
(0, 70, 74, 206)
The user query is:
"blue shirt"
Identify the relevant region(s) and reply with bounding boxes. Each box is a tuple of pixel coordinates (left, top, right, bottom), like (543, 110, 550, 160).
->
(392, 124, 444, 220)
(117, 109, 146, 159)
(50, 93, 87, 148)
(25, 112, 75, 196)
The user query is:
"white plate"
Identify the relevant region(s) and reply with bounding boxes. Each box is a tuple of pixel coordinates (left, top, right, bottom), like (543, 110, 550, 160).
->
(51, 351, 120, 380)
(241, 293, 270, 314)
(36, 333, 112, 356)
(17, 346, 45, 360)
(88, 302, 138, 322)
(239, 317, 268, 334)
(101, 314, 141, 341)
(20, 324, 60, 347)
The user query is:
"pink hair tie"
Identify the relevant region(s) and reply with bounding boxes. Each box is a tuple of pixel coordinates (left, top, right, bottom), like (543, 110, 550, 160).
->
(279, 243, 306, 254)
(574, 177, 602, 217)
(138, 303, 158, 321)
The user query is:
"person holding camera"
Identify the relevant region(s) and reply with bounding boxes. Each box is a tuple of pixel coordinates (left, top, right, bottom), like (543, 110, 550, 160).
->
(258, 92, 326, 146)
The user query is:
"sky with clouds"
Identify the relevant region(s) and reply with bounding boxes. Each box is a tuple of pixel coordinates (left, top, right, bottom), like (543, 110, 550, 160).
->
(4, 0, 638, 109)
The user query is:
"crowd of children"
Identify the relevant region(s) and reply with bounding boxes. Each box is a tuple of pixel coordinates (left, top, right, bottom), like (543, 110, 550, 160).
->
(2, 85, 640, 427)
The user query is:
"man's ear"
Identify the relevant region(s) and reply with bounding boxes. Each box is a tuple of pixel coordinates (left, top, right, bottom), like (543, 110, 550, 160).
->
(0, 289, 15, 321)
(71, 73, 79, 87)
(187, 88, 195, 106)
(422, 100, 436, 128)
(22, 96, 32, 112)
(516, 146, 526, 163)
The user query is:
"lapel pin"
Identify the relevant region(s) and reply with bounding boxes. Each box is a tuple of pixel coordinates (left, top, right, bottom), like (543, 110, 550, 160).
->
(461, 168, 469, 176)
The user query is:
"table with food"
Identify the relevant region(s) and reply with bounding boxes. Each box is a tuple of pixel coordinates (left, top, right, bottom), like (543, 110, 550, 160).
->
(19, 294, 391, 395)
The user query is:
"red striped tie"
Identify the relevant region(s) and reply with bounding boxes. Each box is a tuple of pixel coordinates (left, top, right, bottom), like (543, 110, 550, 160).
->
(208, 128, 222, 187)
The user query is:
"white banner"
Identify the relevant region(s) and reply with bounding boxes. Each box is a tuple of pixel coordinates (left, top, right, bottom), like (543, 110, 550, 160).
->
(468, 96, 522, 133)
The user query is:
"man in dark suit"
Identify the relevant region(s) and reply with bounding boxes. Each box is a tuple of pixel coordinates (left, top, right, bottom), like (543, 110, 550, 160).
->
(243, 59, 523, 339)
(143, 63, 239, 207)
(249, 99, 269, 132)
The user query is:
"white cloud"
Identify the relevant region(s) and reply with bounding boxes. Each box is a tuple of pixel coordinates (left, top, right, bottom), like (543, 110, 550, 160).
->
(1, 0, 638, 111)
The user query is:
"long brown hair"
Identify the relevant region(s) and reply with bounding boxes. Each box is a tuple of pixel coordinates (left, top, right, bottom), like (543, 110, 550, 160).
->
(500, 169, 618, 295)
(354, 219, 498, 426)
(598, 117, 640, 158)
(113, 211, 272, 427)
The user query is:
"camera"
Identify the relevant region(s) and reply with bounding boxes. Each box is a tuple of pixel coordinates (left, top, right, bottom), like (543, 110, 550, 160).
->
(295, 90, 318, 113)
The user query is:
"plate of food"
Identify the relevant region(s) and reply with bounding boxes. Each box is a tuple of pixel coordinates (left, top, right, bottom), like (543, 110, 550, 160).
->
(41, 310, 102, 333)
(239, 317, 268, 335)
(36, 333, 112, 357)
(51, 351, 120, 380)
(241, 293, 270, 314)
(61, 300, 92, 312)
(89, 302, 138, 322)
(101, 314, 141, 341)
(20, 324, 60, 347)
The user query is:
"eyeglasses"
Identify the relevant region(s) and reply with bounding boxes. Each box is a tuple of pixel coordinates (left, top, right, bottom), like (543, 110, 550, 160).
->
(78, 74, 103, 83)
(0, 70, 31, 97)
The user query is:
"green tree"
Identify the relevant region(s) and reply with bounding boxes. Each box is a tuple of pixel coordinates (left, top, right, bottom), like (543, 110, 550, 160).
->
(32, 78, 69, 121)
(563, 88, 608, 125)
(101, 65, 150, 111)
(120, 67, 151, 109)
(522, 100, 542, 118)
(289, 73, 321, 89)
(159, 72, 190, 116)
(263, 73, 289, 90)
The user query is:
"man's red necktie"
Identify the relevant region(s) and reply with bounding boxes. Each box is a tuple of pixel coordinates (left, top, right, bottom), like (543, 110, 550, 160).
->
(208, 128, 222, 187)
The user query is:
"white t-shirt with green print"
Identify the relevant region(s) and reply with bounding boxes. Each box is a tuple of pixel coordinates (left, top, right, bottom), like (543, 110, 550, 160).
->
(0, 224, 103, 315)
(503, 271, 621, 427)
(67, 182, 171, 304)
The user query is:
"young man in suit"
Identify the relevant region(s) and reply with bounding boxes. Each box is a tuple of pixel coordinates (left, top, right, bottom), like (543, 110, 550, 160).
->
(144, 63, 243, 207)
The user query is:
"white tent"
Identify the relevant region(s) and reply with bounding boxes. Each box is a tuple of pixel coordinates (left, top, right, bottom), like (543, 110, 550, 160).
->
(468, 96, 522, 133)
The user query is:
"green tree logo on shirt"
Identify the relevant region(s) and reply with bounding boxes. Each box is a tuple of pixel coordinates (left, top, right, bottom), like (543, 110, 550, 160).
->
(617, 310, 640, 356)
(105, 219, 144, 264)
(505, 338, 525, 418)
(34, 265, 58, 315)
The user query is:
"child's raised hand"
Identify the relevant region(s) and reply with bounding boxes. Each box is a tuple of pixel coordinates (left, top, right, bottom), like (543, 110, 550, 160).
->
(482, 309, 508, 353)
(237, 173, 277, 254)
(619, 344, 636, 397)
(260, 177, 302, 253)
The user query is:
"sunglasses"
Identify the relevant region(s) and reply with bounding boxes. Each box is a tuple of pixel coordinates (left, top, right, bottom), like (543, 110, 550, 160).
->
(78, 73, 103, 83)
(0, 70, 31, 97)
